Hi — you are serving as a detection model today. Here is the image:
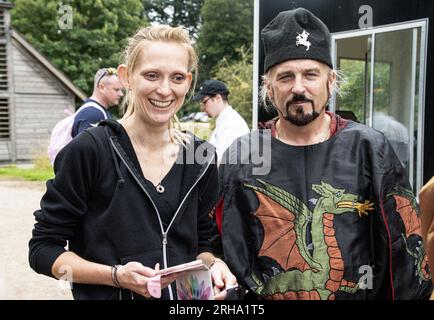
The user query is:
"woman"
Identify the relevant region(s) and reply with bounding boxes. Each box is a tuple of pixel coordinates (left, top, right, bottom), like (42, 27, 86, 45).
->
(29, 25, 236, 300)
(420, 176, 434, 300)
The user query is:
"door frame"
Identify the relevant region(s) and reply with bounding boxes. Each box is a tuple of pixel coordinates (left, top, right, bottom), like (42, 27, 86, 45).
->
(331, 19, 428, 193)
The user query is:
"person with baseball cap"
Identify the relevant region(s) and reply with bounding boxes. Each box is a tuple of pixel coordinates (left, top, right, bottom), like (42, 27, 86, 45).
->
(216, 8, 432, 300)
(193, 79, 249, 162)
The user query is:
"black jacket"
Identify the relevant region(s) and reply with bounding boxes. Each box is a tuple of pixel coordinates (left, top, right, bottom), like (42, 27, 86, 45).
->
(29, 119, 219, 299)
(219, 117, 432, 300)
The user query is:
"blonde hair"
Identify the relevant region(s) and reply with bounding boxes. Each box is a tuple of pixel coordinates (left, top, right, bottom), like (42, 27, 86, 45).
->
(120, 25, 199, 145)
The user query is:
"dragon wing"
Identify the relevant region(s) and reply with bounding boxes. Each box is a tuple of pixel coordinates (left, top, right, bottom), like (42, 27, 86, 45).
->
(388, 185, 422, 238)
(246, 179, 315, 271)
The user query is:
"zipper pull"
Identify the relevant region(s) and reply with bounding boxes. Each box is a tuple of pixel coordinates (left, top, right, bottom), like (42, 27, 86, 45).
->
(162, 233, 167, 245)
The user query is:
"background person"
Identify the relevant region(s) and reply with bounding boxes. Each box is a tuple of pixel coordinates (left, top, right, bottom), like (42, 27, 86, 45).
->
(71, 67, 124, 137)
(193, 80, 249, 162)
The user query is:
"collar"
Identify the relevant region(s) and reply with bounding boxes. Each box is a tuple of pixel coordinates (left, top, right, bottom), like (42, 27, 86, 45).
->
(215, 105, 233, 127)
(86, 98, 107, 110)
(262, 111, 347, 138)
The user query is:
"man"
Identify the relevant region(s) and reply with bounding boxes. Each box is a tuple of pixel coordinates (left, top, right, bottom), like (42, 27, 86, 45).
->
(193, 80, 249, 161)
(369, 110, 410, 168)
(72, 67, 124, 137)
(217, 8, 432, 299)
(419, 176, 434, 300)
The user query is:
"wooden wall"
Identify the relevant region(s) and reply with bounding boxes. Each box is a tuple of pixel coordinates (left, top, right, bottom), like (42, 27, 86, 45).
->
(1, 38, 76, 161)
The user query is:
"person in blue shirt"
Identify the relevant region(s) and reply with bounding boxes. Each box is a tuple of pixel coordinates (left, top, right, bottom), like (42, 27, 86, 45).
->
(72, 67, 124, 137)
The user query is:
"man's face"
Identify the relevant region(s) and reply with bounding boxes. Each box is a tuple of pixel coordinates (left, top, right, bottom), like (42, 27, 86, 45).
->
(101, 76, 124, 107)
(200, 95, 219, 118)
(267, 59, 334, 126)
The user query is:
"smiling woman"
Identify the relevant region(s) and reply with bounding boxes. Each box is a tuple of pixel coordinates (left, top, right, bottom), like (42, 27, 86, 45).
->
(28, 25, 237, 300)
(119, 41, 192, 130)
(118, 26, 198, 145)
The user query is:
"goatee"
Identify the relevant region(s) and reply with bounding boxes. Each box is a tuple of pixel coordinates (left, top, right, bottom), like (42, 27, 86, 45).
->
(283, 94, 325, 126)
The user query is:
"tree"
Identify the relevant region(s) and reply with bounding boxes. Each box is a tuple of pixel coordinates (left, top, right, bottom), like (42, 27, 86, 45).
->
(11, 0, 146, 96)
(197, 0, 253, 78)
(338, 59, 391, 123)
(142, 0, 204, 36)
(214, 46, 252, 127)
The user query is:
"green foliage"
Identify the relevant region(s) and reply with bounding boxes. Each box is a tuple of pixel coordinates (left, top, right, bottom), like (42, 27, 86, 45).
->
(214, 46, 252, 127)
(11, 0, 147, 96)
(10, 0, 255, 120)
(197, 0, 253, 79)
(338, 59, 391, 123)
(142, 0, 204, 36)
(338, 59, 365, 122)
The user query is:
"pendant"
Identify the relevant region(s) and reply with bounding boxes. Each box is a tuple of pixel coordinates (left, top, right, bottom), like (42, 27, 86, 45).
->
(156, 184, 165, 194)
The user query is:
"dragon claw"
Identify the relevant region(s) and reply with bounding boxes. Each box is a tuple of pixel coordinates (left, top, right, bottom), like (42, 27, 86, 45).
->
(271, 267, 280, 276)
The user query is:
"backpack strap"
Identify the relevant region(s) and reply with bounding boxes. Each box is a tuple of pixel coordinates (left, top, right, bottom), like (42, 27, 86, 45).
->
(76, 101, 108, 119)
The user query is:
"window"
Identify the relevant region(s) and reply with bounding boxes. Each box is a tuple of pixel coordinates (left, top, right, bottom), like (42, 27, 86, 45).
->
(332, 20, 428, 192)
(0, 9, 9, 140)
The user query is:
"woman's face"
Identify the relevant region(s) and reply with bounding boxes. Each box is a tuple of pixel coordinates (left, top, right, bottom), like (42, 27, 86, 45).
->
(128, 41, 192, 126)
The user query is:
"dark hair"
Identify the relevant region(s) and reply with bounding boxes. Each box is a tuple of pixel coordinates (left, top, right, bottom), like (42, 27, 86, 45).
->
(220, 94, 229, 103)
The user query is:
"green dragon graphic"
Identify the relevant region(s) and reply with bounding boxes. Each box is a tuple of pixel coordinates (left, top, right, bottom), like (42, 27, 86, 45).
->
(245, 179, 374, 300)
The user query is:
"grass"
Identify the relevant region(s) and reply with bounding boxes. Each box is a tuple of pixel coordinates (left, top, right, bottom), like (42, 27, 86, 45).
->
(0, 152, 54, 181)
(0, 166, 54, 181)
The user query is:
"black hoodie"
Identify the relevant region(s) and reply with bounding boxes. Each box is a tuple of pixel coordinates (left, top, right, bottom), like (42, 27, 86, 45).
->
(29, 119, 219, 300)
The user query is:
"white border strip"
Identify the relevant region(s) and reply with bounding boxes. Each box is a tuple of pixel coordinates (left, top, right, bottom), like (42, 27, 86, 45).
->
(252, 0, 260, 129)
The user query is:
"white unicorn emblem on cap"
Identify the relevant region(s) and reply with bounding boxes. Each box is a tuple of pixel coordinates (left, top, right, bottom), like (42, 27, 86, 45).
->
(296, 30, 311, 51)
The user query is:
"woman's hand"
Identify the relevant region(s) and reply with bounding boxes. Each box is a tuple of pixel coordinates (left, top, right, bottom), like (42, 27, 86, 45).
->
(115, 262, 177, 298)
(209, 258, 238, 300)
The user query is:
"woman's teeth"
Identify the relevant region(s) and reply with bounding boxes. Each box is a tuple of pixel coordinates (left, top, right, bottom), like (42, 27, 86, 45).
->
(149, 99, 172, 108)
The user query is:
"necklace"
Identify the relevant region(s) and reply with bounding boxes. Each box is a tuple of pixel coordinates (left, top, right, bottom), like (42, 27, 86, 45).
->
(130, 133, 167, 194)
(156, 183, 165, 194)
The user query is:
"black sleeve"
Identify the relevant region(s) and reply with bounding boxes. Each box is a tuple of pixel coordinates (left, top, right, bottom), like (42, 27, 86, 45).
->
(28, 131, 100, 278)
(196, 157, 219, 255)
(378, 136, 433, 299)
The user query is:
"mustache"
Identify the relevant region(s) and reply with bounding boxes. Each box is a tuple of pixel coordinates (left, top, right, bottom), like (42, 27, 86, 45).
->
(286, 94, 314, 107)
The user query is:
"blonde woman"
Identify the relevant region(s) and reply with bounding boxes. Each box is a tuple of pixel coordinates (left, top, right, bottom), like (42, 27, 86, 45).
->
(29, 25, 236, 300)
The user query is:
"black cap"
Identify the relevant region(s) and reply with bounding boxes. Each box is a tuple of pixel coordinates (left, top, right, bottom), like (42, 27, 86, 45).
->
(193, 80, 229, 101)
(261, 8, 333, 73)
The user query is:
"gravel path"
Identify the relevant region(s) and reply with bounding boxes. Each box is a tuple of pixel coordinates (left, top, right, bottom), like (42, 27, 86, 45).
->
(0, 180, 72, 300)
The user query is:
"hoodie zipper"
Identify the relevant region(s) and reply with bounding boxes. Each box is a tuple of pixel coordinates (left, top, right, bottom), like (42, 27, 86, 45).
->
(110, 138, 215, 300)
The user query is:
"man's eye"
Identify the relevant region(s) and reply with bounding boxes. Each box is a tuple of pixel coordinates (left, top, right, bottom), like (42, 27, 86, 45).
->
(279, 75, 293, 81)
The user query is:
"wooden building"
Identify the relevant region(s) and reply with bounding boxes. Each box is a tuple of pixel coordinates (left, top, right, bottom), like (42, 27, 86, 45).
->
(0, 1, 85, 162)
